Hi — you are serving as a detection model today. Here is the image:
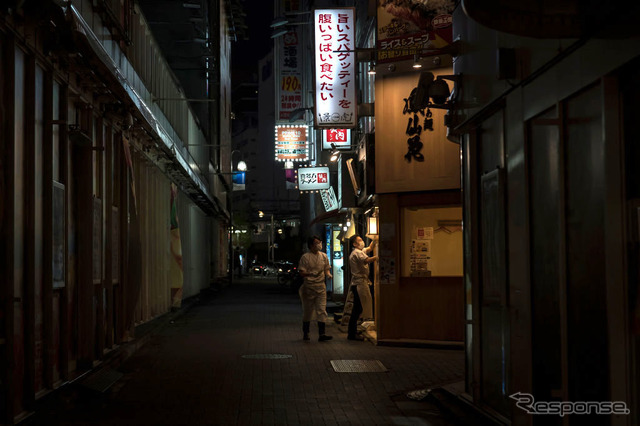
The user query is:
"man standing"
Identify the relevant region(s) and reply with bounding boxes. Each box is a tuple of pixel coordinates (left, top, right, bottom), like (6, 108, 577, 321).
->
(347, 235, 378, 341)
(298, 236, 333, 342)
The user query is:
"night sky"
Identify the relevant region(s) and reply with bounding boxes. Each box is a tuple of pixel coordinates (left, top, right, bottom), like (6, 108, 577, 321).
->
(231, 1, 274, 84)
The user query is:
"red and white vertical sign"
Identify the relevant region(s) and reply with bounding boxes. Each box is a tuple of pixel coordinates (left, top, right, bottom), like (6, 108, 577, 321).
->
(314, 8, 357, 128)
(277, 29, 303, 121)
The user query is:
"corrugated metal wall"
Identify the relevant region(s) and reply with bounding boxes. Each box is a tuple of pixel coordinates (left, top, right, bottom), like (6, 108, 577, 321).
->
(132, 154, 171, 323)
(131, 151, 212, 325)
(177, 191, 211, 299)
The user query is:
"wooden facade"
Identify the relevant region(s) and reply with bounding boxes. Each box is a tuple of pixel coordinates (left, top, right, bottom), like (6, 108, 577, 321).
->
(373, 67, 464, 344)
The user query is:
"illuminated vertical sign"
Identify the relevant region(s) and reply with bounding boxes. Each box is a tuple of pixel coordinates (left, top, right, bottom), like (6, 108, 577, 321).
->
(275, 125, 309, 162)
(314, 8, 357, 128)
(277, 29, 303, 121)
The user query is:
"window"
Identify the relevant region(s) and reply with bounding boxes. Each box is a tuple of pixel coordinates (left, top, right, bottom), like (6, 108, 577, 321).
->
(401, 206, 463, 277)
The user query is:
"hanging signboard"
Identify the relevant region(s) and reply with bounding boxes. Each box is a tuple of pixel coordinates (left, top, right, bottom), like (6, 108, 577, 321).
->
(276, 28, 304, 121)
(275, 124, 309, 162)
(232, 171, 246, 191)
(321, 128, 351, 150)
(376, 0, 454, 63)
(320, 186, 339, 212)
(314, 8, 357, 128)
(296, 165, 330, 191)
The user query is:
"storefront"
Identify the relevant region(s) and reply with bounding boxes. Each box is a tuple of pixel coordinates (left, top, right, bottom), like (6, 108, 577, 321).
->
(372, 63, 463, 344)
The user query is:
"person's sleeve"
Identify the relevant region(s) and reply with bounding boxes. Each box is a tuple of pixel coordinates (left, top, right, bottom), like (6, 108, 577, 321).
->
(324, 253, 331, 270)
(298, 255, 308, 272)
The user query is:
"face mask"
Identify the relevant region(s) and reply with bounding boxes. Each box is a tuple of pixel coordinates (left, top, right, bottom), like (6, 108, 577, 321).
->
(315, 242, 322, 251)
(357, 241, 365, 250)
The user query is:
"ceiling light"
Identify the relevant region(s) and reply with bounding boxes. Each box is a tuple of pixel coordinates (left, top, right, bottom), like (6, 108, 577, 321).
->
(236, 160, 247, 172)
(329, 143, 340, 162)
(183, 2, 201, 8)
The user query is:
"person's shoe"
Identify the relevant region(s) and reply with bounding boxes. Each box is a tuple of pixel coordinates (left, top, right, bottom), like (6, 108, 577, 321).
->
(347, 335, 364, 341)
(302, 322, 310, 341)
(318, 334, 333, 342)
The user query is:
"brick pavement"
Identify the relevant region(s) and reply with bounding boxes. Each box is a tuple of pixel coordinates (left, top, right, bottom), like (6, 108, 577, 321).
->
(32, 277, 467, 425)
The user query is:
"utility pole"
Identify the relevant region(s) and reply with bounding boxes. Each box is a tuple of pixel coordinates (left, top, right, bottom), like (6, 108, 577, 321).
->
(270, 214, 275, 263)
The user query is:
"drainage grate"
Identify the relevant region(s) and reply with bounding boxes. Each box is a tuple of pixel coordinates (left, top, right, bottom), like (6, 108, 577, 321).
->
(76, 368, 124, 393)
(241, 354, 293, 360)
(330, 359, 388, 373)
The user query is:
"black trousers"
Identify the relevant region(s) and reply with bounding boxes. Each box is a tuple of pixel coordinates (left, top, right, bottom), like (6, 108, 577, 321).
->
(347, 285, 363, 338)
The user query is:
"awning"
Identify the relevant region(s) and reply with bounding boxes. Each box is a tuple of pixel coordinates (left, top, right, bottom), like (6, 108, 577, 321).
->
(63, 5, 226, 219)
(462, 0, 640, 39)
(309, 207, 362, 227)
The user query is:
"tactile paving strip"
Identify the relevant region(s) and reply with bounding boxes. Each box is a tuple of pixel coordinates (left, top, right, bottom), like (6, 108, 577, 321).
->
(241, 354, 293, 359)
(330, 359, 388, 373)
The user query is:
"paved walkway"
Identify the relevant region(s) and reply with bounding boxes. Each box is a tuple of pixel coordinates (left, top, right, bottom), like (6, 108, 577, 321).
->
(34, 277, 466, 425)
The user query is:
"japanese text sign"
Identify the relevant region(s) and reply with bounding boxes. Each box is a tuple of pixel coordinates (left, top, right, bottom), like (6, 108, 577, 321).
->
(277, 28, 303, 121)
(314, 8, 357, 128)
(322, 128, 351, 150)
(297, 166, 331, 191)
(320, 186, 339, 212)
(275, 125, 309, 162)
(377, 1, 454, 63)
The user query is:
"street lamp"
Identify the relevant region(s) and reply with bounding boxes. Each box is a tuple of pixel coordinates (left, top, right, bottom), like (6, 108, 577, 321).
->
(229, 150, 246, 284)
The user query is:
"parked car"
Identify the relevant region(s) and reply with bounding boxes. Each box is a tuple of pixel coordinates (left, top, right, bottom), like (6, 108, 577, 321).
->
(276, 262, 303, 291)
(263, 262, 278, 276)
(276, 262, 296, 285)
(251, 263, 266, 276)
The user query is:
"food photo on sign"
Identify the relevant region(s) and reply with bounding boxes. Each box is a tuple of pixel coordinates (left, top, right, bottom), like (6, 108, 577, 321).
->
(377, 0, 454, 63)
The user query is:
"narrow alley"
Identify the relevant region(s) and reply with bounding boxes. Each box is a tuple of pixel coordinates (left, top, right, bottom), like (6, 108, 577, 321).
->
(29, 277, 467, 425)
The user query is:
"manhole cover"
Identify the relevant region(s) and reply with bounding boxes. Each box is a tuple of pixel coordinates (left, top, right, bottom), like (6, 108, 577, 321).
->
(330, 359, 388, 373)
(241, 354, 293, 359)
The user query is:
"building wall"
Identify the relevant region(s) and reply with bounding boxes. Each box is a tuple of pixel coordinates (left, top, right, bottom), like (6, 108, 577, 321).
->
(455, 5, 640, 423)
(375, 67, 460, 194)
(1, 1, 229, 421)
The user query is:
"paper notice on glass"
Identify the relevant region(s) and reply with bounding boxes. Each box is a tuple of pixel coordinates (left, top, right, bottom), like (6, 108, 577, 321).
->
(416, 227, 434, 239)
(413, 239, 431, 254)
(410, 239, 431, 276)
(425, 227, 434, 240)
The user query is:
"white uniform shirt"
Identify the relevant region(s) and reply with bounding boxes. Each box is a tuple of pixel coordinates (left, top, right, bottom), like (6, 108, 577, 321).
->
(349, 248, 369, 282)
(299, 251, 330, 285)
